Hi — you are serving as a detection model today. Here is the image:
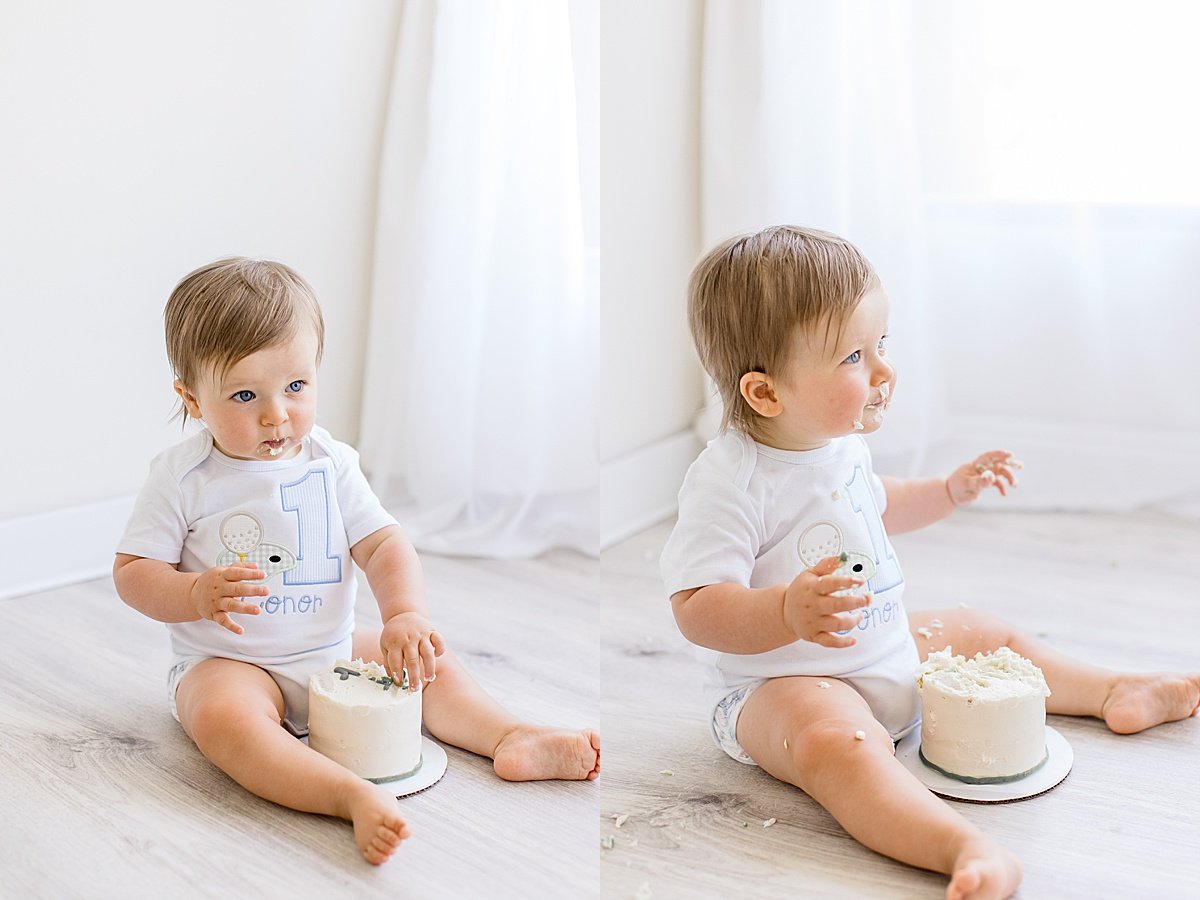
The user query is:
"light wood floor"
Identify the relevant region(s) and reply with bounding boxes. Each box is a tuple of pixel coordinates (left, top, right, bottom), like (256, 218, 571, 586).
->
(0, 550, 599, 899)
(600, 510, 1200, 900)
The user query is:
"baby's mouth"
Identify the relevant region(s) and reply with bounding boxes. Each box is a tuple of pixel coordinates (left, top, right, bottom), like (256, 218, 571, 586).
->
(261, 438, 288, 457)
(866, 382, 892, 410)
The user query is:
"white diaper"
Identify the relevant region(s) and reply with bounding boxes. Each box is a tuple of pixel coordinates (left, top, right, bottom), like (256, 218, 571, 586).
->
(707, 644, 922, 766)
(167, 634, 354, 737)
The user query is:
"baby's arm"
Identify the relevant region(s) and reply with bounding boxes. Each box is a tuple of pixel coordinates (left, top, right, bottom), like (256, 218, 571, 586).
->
(881, 450, 1019, 535)
(112, 553, 267, 635)
(350, 525, 445, 687)
(671, 556, 871, 653)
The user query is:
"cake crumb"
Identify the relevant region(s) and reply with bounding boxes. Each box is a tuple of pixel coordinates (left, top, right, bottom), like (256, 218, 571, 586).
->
(930, 618, 943, 629)
(763, 817, 777, 827)
(831, 489, 841, 500)
(817, 681, 831, 689)
(613, 813, 629, 828)
(852, 420, 864, 431)
(854, 730, 866, 741)
(658, 769, 674, 776)
(783, 737, 789, 750)
(601, 835, 615, 850)
(916, 627, 933, 639)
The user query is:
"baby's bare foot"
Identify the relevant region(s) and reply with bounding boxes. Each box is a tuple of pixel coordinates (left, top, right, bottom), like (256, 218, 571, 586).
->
(346, 782, 412, 865)
(1101, 673, 1200, 735)
(947, 838, 1022, 900)
(492, 724, 600, 781)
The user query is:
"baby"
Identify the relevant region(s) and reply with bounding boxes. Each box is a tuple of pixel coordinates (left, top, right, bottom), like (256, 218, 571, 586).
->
(661, 226, 1200, 900)
(114, 257, 600, 865)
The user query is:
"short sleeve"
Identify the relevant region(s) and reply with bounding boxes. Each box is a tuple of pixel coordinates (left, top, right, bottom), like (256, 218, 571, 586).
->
(659, 468, 762, 598)
(116, 457, 189, 563)
(329, 441, 399, 548)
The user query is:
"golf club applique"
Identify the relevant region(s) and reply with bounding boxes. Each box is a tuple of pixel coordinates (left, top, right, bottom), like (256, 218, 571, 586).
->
(216, 512, 298, 582)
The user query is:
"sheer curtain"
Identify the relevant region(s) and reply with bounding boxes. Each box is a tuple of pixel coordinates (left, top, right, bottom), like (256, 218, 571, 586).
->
(359, 0, 596, 557)
(699, 0, 1200, 515)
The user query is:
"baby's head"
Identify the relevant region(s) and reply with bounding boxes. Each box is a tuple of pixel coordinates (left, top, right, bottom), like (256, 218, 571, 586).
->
(164, 258, 324, 459)
(688, 226, 879, 440)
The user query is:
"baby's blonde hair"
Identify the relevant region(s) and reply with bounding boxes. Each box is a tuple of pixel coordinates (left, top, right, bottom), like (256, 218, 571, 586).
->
(164, 257, 325, 425)
(688, 225, 878, 438)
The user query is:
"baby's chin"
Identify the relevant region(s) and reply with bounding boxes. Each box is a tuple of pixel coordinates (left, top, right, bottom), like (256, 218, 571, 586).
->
(850, 407, 887, 434)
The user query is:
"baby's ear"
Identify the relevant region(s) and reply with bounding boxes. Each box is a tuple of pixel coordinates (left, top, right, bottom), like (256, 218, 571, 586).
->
(739, 371, 782, 418)
(173, 379, 202, 419)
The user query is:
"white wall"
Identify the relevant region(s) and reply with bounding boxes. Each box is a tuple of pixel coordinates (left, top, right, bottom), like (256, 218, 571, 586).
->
(599, 0, 706, 544)
(0, 0, 400, 590)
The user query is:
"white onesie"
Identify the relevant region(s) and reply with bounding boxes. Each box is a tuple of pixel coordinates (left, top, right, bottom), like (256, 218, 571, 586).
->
(117, 425, 398, 735)
(660, 431, 921, 762)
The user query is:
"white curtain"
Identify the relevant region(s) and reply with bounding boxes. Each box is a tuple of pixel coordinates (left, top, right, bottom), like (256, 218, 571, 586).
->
(359, 0, 596, 557)
(699, 0, 1200, 516)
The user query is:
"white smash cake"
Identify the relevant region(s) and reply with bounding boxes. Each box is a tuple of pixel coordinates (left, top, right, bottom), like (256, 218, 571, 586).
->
(308, 659, 423, 784)
(916, 646, 1051, 784)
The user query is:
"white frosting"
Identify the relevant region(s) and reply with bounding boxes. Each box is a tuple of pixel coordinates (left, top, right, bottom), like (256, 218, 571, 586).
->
(308, 658, 422, 783)
(917, 646, 1050, 782)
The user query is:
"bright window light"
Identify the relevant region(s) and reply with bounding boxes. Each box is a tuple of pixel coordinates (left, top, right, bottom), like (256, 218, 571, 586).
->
(980, 1, 1200, 205)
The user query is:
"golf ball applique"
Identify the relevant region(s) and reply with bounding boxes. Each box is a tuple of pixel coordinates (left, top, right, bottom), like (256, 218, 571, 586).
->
(217, 512, 297, 581)
(797, 521, 876, 597)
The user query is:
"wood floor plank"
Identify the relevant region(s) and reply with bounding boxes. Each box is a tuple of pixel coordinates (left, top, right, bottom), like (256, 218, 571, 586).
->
(599, 510, 1200, 899)
(0, 550, 599, 899)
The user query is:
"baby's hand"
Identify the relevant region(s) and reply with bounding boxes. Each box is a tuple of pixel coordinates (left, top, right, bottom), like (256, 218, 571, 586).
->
(782, 556, 871, 649)
(380, 611, 446, 690)
(189, 565, 267, 635)
(946, 450, 1021, 506)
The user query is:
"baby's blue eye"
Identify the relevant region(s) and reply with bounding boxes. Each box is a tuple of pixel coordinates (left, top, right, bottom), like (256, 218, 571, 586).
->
(843, 350, 862, 365)
(286, 380, 305, 393)
(232, 390, 255, 403)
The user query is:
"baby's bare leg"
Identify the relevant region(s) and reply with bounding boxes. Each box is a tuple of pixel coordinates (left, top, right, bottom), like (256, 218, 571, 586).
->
(175, 658, 411, 865)
(911, 610, 1200, 733)
(737, 676, 1021, 900)
(352, 631, 599, 781)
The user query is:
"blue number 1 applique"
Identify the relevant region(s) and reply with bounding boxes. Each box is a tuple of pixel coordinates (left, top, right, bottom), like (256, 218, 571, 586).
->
(280, 469, 343, 586)
(843, 464, 903, 593)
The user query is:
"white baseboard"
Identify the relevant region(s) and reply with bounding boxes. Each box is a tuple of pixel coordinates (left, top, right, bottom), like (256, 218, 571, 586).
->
(0, 496, 135, 600)
(601, 430, 702, 549)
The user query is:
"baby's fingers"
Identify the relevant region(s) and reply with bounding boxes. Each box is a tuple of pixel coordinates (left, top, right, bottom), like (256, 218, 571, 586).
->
(822, 591, 873, 615)
(418, 635, 437, 683)
(812, 630, 858, 649)
(809, 555, 844, 577)
(820, 610, 864, 634)
(817, 574, 865, 597)
(223, 566, 266, 583)
(429, 630, 447, 657)
(212, 609, 245, 635)
(220, 596, 263, 617)
(401, 642, 423, 692)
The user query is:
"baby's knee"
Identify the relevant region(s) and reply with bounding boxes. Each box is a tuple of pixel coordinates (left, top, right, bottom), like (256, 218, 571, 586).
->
(955, 609, 1017, 645)
(789, 718, 891, 783)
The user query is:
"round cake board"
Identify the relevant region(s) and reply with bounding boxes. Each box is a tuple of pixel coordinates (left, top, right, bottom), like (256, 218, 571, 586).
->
(895, 726, 1072, 804)
(384, 736, 449, 798)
